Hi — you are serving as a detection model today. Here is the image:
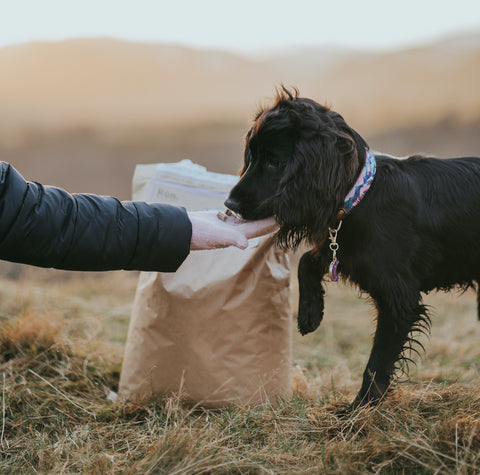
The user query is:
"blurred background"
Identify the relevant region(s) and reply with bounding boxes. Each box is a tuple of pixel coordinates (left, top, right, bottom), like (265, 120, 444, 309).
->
(0, 0, 479, 200)
(2, 5, 480, 471)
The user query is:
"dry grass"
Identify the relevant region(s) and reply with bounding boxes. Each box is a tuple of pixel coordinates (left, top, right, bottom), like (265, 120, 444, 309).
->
(1, 266, 480, 473)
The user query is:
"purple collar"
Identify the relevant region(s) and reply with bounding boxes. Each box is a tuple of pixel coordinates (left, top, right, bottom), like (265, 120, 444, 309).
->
(337, 150, 376, 220)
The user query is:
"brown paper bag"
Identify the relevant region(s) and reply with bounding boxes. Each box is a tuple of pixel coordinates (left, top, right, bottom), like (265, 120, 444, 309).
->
(118, 161, 292, 407)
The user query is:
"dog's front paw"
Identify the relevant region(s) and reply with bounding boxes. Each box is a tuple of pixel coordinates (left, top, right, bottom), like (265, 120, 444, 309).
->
(297, 250, 326, 335)
(297, 297, 323, 335)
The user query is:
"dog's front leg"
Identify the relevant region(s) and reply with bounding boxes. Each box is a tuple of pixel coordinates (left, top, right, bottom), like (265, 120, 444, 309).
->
(297, 250, 327, 335)
(346, 287, 427, 411)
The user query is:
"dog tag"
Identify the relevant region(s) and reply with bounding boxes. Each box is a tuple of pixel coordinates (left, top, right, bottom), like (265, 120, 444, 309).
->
(329, 259, 339, 282)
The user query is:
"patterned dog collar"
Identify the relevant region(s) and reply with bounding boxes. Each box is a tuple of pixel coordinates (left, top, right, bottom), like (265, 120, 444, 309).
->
(329, 150, 376, 282)
(336, 150, 376, 220)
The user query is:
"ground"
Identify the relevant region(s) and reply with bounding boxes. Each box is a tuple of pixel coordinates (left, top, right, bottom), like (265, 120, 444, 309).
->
(0, 265, 479, 474)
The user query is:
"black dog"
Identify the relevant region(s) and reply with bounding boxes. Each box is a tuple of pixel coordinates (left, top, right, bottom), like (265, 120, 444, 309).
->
(226, 87, 480, 411)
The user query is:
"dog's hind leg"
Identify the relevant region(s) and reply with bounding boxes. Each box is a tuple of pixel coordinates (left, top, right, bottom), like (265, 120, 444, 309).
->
(346, 284, 429, 412)
(297, 250, 327, 335)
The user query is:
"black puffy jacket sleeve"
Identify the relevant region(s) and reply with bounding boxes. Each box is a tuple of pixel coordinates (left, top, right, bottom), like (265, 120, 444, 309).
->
(0, 162, 192, 272)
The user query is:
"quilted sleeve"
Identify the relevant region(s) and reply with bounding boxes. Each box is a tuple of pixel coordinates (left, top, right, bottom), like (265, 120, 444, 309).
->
(0, 162, 191, 272)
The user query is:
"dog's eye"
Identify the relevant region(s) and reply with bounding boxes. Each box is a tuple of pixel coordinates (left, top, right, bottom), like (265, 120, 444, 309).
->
(264, 156, 281, 170)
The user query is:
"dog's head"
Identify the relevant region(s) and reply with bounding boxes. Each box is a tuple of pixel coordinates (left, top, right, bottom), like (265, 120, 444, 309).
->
(225, 87, 369, 248)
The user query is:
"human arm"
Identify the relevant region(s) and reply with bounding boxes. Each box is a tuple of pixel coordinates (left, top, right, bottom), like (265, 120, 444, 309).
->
(0, 162, 191, 272)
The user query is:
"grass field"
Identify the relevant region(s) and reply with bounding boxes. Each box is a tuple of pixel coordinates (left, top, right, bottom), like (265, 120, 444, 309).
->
(1, 266, 480, 474)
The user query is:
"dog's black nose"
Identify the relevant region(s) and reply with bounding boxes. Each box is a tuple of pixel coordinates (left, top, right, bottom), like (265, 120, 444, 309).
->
(224, 197, 240, 213)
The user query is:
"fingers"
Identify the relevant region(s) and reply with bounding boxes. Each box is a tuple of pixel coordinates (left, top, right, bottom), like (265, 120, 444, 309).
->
(219, 214, 279, 239)
(188, 210, 278, 251)
(225, 232, 248, 250)
(188, 212, 249, 250)
(235, 217, 279, 239)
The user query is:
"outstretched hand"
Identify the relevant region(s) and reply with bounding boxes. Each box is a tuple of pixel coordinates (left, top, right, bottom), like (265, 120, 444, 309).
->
(188, 210, 279, 250)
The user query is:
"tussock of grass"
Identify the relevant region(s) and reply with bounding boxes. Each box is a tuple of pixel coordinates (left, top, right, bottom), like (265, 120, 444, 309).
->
(1, 269, 480, 473)
(0, 311, 62, 361)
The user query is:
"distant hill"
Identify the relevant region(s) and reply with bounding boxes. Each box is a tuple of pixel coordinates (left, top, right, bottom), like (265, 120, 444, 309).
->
(0, 33, 479, 134)
(0, 33, 479, 199)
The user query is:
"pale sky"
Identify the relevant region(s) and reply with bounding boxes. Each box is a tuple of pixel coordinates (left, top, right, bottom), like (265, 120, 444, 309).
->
(1, 0, 480, 54)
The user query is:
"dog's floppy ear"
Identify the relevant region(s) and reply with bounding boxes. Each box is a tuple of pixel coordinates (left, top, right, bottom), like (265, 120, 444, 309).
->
(239, 128, 253, 175)
(275, 110, 362, 248)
